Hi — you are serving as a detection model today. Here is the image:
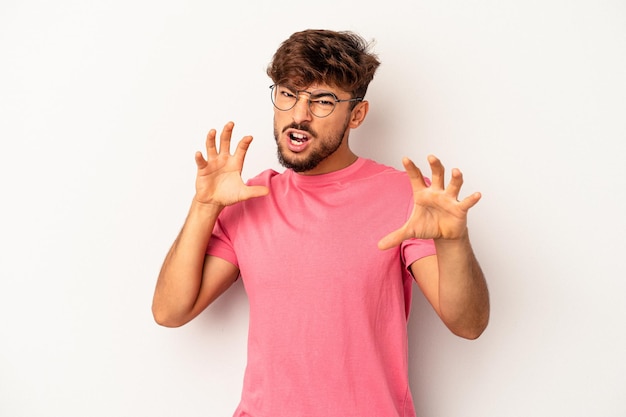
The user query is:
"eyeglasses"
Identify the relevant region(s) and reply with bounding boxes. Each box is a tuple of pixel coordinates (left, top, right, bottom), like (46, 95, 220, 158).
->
(269, 84, 363, 118)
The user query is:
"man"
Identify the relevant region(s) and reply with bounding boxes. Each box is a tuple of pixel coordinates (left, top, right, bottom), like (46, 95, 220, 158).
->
(152, 29, 489, 417)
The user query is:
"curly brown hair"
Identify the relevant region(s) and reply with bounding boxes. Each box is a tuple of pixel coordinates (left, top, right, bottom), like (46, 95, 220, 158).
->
(267, 29, 381, 101)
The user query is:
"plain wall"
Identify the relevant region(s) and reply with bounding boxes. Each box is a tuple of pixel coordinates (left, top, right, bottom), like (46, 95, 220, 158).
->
(1, 1, 625, 416)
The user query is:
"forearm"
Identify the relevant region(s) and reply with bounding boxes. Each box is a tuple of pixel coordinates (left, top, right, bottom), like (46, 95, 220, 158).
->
(152, 200, 223, 326)
(434, 229, 490, 339)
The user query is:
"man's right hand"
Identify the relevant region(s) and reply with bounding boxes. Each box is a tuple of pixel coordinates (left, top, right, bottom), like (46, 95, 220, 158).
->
(152, 122, 267, 327)
(194, 121, 269, 208)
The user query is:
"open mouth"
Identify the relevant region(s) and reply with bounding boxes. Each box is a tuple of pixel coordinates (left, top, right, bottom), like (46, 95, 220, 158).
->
(289, 132, 309, 145)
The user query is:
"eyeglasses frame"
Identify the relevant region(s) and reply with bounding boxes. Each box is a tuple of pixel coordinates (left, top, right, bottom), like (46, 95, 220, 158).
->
(269, 84, 363, 118)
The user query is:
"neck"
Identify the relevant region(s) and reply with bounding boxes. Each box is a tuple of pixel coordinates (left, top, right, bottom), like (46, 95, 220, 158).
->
(299, 146, 358, 176)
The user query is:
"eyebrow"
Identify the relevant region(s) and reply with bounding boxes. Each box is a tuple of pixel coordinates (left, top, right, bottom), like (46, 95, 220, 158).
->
(310, 91, 338, 100)
(282, 84, 338, 99)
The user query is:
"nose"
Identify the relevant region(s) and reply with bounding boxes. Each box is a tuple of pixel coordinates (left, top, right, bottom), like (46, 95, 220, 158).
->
(292, 94, 313, 124)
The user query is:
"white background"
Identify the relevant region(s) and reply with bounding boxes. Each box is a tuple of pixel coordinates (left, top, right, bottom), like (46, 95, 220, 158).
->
(1, 1, 625, 416)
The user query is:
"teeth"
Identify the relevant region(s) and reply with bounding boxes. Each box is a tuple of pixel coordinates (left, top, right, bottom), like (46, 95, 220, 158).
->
(290, 132, 307, 144)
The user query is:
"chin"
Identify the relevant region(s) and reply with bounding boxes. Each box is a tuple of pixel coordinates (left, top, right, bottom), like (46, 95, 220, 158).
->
(276, 147, 320, 172)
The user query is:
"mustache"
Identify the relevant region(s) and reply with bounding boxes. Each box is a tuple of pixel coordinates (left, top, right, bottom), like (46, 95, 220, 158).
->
(282, 123, 315, 136)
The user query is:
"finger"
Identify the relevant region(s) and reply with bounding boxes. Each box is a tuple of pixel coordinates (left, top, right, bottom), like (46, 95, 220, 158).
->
(233, 135, 254, 165)
(377, 227, 407, 251)
(240, 185, 270, 201)
(204, 129, 218, 158)
(458, 191, 482, 211)
(219, 121, 235, 155)
(402, 157, 427, 190)
(194, 150, 208, 169)
(445, 167, 464, 199)
(428, 155, 445, 189)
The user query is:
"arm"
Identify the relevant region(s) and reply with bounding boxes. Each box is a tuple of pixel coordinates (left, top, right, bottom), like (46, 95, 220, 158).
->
(410, 233, 489, 339)
(378, 155, 489, 339)
(152, 122, 269, 328)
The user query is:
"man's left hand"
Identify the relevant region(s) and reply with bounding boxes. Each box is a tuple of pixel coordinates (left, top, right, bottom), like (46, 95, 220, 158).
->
(378, 155, 481, 250)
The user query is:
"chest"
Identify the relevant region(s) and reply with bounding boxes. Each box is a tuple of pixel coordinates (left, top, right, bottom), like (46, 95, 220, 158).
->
(230, 184, 410, 303)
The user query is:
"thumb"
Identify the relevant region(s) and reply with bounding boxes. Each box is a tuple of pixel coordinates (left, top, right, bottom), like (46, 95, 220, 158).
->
(241, 185, 270, 201)
(377, 228, 406, 251)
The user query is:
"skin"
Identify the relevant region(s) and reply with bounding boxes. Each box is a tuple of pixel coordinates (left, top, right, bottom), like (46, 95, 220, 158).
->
(273, 84, 365, 175)
(152, 83, 489, 339)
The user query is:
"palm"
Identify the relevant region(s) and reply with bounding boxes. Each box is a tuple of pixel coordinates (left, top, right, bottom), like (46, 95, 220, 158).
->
(407, 189, 471, 239)
(378, 155, 481, 250)
(194, 122, 269, 207)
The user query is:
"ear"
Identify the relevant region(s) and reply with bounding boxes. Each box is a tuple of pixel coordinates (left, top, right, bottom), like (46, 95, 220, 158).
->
(348, 100, 369, 129)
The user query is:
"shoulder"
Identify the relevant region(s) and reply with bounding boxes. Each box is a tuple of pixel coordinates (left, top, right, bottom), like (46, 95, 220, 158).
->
(358, 158, 431, 187)
(355, 158, 410, 188)
(245, 168, 282, 186)
(359, 158, 406, 178)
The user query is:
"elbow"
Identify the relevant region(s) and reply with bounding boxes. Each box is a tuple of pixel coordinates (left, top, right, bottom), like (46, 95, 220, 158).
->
(458, 312, 489, 340)
(452, 319, 489, 340)
(443, 305, 490, 340)
(151, 303, 189, 328)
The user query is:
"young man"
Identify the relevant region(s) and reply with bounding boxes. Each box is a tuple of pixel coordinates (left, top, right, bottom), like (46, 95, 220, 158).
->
(153, 29, 489, 417)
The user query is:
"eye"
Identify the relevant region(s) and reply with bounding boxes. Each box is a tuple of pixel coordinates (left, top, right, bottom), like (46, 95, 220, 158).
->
(313, 96, 336, 107)
(280, 90, 296, 99)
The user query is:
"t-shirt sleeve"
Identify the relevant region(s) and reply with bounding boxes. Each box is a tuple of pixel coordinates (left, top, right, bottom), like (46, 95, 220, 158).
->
(401, 237, 436, 269)
(204, 169, 276, 269)
(206, 214, 239, 267)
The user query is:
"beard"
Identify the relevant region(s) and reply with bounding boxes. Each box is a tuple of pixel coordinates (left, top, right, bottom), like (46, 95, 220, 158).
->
(274, 117, 350, 173)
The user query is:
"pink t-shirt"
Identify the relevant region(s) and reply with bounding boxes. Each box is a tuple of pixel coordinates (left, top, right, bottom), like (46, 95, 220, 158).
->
(207, 158, 436, 417)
